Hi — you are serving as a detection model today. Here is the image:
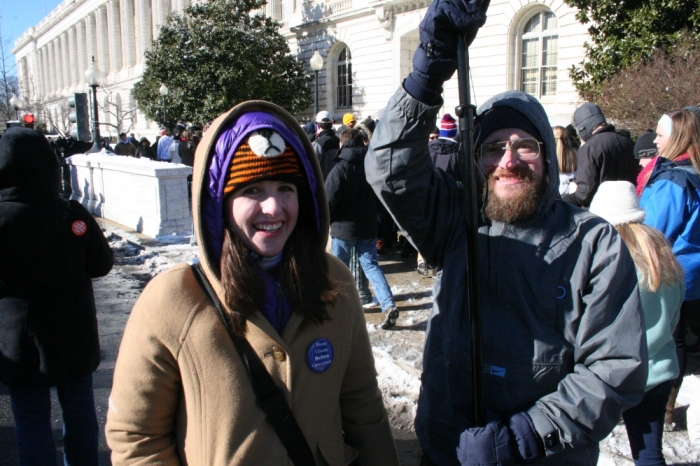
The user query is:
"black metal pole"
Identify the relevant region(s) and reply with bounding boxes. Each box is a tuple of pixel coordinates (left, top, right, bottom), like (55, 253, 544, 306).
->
(314, 70, 319, 116)
(14, 107, 19, 120)
(87, 85, 101, 153)
(163, 95, 167, 128)
(455, 35, 484, 427)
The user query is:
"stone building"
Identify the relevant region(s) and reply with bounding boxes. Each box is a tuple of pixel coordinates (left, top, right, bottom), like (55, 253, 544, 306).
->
(13, 0, 588, 139)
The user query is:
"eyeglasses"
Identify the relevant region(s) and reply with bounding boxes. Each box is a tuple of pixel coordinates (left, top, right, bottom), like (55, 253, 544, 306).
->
(477, 138, 542, 168)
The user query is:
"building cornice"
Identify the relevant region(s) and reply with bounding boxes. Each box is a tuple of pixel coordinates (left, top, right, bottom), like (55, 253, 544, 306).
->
(13, 0, 97, 54)
(285, 0, 426, 37)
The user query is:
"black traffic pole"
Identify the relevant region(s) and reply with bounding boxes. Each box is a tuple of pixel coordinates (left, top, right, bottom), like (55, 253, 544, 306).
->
(455, 35, 484, 427)
(162, 95, 168, 129)
(87, 84, 101, 153)
(314, 70, 320, 116)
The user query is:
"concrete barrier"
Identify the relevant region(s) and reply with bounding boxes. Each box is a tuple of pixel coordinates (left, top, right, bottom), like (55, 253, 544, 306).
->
(67, 153, 193, 238)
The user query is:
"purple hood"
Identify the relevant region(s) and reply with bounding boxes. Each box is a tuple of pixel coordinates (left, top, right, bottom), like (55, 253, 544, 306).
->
(201, 111, 321, 266)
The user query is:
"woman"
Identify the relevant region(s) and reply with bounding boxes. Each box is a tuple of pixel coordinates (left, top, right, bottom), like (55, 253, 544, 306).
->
(105, 101, 399, 465)
(639, 109, 700, 430)
(553, 125, 578, 196)
(178, 129, 196, 167)
(134, 137, 156, 160)
(591, 181, 683, 465)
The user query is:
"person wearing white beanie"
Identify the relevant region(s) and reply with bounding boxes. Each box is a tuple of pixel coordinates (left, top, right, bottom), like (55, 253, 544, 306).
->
(591, 180, 685, 464)
(589, 180, 646, 226)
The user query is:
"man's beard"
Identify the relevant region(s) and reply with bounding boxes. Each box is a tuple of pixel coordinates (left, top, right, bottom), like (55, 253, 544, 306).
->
(484, 165, 546, 223)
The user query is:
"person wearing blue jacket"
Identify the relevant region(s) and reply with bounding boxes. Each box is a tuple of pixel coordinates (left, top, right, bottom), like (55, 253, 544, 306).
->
(639, 108, 700, 429)
(364, 0, 648, 463)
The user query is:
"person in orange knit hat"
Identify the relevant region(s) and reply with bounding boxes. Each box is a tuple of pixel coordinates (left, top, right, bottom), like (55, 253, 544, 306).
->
(106, 101, 399, 465)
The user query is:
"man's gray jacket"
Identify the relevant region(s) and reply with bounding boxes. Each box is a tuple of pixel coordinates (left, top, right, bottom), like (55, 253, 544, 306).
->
(365, 88, 647, 465)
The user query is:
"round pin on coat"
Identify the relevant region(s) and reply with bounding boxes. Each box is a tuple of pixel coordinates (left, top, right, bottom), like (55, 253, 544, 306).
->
(307, 338, 334, 373)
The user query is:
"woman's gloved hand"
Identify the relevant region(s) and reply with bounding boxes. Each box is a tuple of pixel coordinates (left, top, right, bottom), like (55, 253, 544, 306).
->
(456, 412, 544, 466)
(404, 0, 490, 104)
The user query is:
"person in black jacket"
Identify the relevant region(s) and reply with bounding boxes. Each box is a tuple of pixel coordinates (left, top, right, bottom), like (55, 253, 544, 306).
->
(312, 111, 340, 179)
(135, 137, 156, 160)
(429, 114, 462, 183)
(325, 128, 399, 329)
(562, 103, 638, 207)
(0, 128, 114, 464)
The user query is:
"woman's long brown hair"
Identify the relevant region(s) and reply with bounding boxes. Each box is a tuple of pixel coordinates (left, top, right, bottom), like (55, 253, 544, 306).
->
(615, 223, 684, 292)
(219, 184, 335, 336)
(553, 126, 577, 174)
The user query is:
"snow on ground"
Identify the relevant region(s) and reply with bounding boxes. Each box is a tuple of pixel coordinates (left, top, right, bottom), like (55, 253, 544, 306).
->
(102, 220, 700, 465)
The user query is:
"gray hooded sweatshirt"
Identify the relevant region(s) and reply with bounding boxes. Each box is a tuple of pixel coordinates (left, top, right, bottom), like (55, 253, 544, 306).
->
(365, 88, 647, 465)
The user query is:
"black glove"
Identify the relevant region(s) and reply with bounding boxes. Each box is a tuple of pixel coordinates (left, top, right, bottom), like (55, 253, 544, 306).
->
(404, 0, 489, 104)
(456, 412, 543, 466)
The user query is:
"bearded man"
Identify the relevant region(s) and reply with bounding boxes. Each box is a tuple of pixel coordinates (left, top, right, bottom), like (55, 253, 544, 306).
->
(364, 1, 647, 462)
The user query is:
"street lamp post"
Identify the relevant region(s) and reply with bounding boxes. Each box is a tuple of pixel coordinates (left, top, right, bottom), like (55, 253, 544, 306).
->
(10, 94, 21, 120)
(310, 50, 324, 116)
(159, 84, 169, 128)
(85, 56, 104, 153)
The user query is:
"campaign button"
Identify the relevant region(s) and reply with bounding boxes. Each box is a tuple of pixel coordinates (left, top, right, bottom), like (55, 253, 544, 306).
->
(307, 338, 334, 373)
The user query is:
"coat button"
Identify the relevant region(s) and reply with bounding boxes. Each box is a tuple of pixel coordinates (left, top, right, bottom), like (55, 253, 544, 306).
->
(271, 346, 286, 362)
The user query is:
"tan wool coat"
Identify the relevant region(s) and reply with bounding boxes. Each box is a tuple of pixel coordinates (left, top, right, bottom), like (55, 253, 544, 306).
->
(105, 101, 399, 466)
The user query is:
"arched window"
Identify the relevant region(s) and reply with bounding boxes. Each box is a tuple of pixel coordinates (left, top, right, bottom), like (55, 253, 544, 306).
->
(520, 11, 558, 97)
(336, 46, 352, 109)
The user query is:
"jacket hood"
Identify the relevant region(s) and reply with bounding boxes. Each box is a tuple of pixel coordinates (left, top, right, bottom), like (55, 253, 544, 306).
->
(336, 140, 367, 164)
(475, 91, 559, 220)
(0, 127, 61, 203)
(192, 101, 329, 283)
(573, 102, 606, 142)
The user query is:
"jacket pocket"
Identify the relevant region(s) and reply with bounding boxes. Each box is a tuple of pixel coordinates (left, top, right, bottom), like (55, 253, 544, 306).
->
(318, 438, 359, 466)
(0, 298, 30, 361)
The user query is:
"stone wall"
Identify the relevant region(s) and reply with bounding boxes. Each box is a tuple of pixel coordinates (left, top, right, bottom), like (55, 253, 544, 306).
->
(67, 153, 192, 238)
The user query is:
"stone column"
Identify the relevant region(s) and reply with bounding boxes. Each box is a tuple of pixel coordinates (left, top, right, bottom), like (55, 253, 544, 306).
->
(68, 27, 78, 87)
(85, 14, 97, 69)
(107, 0, 123, 71)
(44, 46, 52, 96)
(96, 6, 111, 75)
(37, 47, 45, 97)
(120, 0, 136, 68)
(157, 0, 169, 34)
(135, 0, 152, 59)
(44, 46, 56, 96)
(77, 21, 87, 83)
(17, 58, 27, 98)
(60, 33, 70, 89)
(28, 40, 38, 100)
(54, 38, 64, 91)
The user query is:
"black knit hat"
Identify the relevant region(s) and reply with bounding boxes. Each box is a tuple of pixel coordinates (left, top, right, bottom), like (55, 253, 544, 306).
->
(633, 131, 657, 159)
(475, 106, 543, 148)
(684, 106, 700, 119)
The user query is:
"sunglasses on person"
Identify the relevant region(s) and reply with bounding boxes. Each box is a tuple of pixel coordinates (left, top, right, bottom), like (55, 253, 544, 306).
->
(477, 138, 542, 168)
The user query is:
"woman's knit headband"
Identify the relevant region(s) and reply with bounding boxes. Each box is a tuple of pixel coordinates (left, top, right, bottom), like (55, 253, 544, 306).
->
(658, 114, 673, 137)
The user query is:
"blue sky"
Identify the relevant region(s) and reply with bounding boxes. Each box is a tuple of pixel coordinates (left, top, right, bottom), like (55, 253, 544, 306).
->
(1, 0, 63, 59)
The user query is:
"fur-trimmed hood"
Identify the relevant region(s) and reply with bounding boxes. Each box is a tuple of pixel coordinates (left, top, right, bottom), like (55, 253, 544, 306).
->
(192, 101, 329, 285)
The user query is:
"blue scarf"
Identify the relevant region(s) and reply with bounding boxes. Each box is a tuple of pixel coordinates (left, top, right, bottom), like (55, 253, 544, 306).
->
(252, 252, 292, 335)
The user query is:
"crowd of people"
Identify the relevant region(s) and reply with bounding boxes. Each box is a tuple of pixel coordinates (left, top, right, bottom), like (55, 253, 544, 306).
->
(2, 0, 700, 463)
